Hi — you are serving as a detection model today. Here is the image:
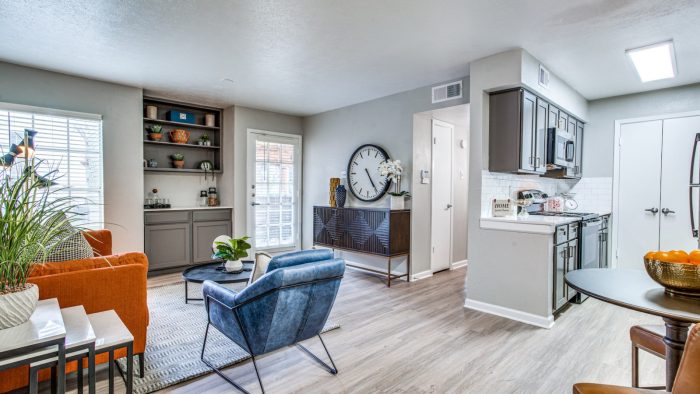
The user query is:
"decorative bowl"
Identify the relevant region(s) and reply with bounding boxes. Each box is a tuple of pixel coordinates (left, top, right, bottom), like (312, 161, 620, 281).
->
(644, 258, 700, 298)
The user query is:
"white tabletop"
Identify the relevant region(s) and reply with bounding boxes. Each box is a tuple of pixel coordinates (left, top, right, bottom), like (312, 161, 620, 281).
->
(88, 310, 134, 350)
(0, 298, 66, 353)
(61, 306, 96, 349)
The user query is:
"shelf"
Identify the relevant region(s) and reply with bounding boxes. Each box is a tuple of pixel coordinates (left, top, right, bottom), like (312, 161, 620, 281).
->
(144, 168, 222, 174)
(143, 118, 220, 130)
(144, 140, 221, 149)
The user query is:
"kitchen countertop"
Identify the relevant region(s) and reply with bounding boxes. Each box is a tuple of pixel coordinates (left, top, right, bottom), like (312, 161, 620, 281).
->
(480, 215, 580, 235)
(144, 206, 233, 212)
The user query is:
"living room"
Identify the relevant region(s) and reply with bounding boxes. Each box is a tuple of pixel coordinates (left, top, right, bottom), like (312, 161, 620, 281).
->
(1, 1, 700, 394)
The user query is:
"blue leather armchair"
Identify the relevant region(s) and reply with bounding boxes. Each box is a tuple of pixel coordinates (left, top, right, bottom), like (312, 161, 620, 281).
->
(201, 249, 345, 393)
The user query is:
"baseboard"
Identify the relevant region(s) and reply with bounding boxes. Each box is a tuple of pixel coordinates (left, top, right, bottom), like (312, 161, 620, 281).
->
(463, 298, 555, 329)
(411, 270, 433, 281)
(450, 259, 468, 270)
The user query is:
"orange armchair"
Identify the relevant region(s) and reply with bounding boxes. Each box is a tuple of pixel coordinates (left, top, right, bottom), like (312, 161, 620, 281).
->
(0, 230, 149, 393)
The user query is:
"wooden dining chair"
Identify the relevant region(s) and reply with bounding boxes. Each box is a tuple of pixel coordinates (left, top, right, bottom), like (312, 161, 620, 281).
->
(630, 324, 665, 389)
(573, 323, 700, 393)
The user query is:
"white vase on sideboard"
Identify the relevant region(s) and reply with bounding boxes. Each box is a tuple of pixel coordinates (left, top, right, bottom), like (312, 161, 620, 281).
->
(390, 195, 405, 210)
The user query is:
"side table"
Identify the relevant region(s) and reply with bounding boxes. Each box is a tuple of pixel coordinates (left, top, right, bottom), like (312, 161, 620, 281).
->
(0, 298, 67, 394)
(29, 305, 97, 394)
(87, 310, 135, 394)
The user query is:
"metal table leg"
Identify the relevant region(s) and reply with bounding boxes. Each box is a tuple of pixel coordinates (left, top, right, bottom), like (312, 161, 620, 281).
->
(387, 257, 392, 287)
(29, 365, 39, 394)
(663, 317, 692, 391)
(88, 345, 96, 394)
(77, 359, 84, 394)
(126, 343, 134, 394)
(108, 349, 114, 394)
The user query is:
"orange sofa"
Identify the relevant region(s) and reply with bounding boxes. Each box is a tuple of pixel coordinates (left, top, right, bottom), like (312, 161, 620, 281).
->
(0, 230, 149, 393)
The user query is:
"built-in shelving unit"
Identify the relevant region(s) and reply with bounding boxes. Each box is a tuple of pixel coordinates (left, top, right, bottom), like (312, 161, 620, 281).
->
(143, 97, 223, 174)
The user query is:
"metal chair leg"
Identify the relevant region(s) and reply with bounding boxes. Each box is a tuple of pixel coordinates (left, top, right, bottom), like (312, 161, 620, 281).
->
(251, 355, 265, 394)
(296, 334, 338, 375)
(631, 344, 639, 388)
(201, 322, 258, 394)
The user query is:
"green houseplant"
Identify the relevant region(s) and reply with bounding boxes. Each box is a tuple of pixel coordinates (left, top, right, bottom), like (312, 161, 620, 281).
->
(170, 153, 185, 169)
(198, 134, 210, 146)
(0, 164, 86, 328)
(147, 125, 163, 141)
(213, 236, 251, 273)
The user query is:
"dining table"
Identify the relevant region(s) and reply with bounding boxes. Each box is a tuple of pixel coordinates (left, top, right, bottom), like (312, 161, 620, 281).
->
(566, 268, 700, 391)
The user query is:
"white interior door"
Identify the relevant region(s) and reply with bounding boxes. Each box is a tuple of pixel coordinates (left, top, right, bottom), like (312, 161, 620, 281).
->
(431, 119, 453, 272)
(247, 130, 302, 252)
(616, 120, 663, 269)
(659, 116, 700, 251)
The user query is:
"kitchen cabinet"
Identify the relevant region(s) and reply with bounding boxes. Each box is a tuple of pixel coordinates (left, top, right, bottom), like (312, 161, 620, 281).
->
(144, 208, 232, 272)
(574, 121, 584, 178)
(553, 222, 579, 313)
(489, 88, 546, 174)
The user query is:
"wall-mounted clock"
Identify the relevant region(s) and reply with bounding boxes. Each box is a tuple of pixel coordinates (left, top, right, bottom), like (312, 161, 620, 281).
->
(347, 144, 392, 202)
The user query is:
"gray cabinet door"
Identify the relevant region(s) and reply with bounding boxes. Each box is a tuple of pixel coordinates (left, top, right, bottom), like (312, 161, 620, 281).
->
(535, 97, 549, 174)
(566, 239, 579, 301)
(548, 105, 559, 129)
(145, 223, 191, 270)
(520, 90, 537, 172)
(575, 121, 584, 178)
(193, 220, 232, 263)
(553, 242, 568, 312)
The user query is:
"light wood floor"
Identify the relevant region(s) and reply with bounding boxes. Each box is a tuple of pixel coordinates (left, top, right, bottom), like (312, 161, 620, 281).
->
(47, 267, 667, 393)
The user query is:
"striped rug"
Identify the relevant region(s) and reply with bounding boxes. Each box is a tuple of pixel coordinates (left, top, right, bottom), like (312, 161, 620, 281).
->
(116, 281, 339, 394)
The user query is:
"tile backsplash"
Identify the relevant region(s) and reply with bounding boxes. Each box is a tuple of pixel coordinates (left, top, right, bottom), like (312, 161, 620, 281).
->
(480, 171, 612, 216)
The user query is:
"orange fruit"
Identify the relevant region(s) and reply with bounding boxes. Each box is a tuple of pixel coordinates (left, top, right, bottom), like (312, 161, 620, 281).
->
(644, 251, 658, 260)
(689, 250, 700, 265)
(655, 251, 671, 262)
(668, 250, 690, 263)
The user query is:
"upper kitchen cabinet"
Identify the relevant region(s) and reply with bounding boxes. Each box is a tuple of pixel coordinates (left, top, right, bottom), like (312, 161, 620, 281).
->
(489, 87, 584, 179)
(489, 88, 547, 174)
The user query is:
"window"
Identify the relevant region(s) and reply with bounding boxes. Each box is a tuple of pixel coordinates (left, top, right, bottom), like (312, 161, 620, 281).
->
(0, 103, 104, 227)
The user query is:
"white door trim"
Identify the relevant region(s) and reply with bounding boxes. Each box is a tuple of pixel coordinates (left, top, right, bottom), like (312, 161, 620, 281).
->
(612, 109, 700, 267)
(246, 129, 303, 253)
(430, 118, 454, 273)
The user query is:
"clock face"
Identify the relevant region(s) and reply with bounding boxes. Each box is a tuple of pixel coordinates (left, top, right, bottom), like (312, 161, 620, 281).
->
(347, 144, 392, 202)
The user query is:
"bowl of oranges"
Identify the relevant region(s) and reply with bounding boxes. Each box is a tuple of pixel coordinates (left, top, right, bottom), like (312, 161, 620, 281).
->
(643, 250, 700, 298)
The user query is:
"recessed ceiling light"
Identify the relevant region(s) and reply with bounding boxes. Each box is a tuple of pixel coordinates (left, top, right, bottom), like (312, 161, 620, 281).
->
(626, 40, 677, 83)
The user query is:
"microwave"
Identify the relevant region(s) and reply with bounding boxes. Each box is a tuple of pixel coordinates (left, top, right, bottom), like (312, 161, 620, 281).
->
(546, 127, 575, 168)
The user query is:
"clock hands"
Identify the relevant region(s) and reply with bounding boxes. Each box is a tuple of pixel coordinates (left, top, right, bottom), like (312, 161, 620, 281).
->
(364, 168, 378, 192)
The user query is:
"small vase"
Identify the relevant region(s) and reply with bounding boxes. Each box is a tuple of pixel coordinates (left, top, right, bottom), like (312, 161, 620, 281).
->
(225, 260, 243, 273)
(390, 195, 405, 210)
(0, 283, 39, 329)
(335, 185, 347, 208)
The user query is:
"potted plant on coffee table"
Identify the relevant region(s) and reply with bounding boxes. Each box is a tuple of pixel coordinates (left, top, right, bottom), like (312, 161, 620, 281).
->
(212, 236, 251, 273)
(170, 153, 185, 169)
(0, 164, 86, 329)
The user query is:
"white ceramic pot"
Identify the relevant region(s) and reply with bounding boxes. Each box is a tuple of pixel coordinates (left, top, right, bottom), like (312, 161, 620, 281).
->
(0, 283, 39, 329)
(390, 195, 405, 210)
(225, 260, 244, 273)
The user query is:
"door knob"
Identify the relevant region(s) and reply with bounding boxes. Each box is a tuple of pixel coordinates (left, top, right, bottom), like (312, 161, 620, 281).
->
(251, 202, 261, 206)
(661, 208, 675, 215)
(446, 204, 453, 209)
(644, 208, 659, 214)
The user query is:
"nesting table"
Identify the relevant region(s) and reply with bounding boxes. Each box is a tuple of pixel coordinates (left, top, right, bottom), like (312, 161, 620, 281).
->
(0, 299, 135, 394)
(182, 261, 254, 303)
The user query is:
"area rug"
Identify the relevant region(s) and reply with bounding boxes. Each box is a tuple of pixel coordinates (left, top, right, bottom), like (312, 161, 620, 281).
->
(115, 281, 340, 394)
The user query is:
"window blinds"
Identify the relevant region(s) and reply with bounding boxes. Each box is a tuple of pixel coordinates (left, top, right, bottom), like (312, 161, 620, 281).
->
(0, 103, 104, 228)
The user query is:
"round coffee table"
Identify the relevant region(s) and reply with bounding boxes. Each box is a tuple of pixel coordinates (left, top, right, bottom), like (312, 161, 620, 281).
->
(182, 261, 254, 303)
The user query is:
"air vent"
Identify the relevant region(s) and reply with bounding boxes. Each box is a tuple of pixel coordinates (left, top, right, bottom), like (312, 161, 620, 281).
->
(538, 64, 550, 88)
(432, 81, 462, 103)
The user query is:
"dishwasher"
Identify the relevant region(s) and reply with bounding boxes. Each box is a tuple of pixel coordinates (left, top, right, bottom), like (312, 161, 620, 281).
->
(573, 216, 603, 303)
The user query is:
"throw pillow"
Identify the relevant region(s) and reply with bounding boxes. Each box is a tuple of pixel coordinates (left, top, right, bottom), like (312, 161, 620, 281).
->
(252, 252, 272, 283)
(43, 218, 94, 262)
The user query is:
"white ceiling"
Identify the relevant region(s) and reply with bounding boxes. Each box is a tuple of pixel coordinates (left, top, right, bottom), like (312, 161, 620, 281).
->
(1, 0, 699, 116)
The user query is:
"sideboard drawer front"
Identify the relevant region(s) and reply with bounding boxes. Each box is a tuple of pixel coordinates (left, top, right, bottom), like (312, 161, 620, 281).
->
(193, 209, 232, 222)
(145, 211, 191, 224)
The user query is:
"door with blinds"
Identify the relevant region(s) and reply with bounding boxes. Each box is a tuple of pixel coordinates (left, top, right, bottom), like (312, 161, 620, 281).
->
(246, 130, 301, 252)
(0, 103, 103, 226)
(615, 114, 700, 269)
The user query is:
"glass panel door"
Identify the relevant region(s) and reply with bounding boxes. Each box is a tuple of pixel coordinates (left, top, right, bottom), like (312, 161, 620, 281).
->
(247, 130, 301, 251)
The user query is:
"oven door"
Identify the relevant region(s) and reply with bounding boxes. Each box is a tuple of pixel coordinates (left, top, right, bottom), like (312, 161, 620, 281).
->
(580, 219, 603, 270)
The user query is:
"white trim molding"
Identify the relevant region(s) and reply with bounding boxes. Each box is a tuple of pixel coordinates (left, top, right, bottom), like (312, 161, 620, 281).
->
(411, 270, 433, 281)
(450, 259, 468, 270)
(463, 298, 555, 329)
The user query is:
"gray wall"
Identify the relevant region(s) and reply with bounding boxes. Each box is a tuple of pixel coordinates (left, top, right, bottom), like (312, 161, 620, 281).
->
(0, 61, 144, 253)
(218, 106, 303, 238)
(585, 83, 700, 177)
(302, 77, 469, 275)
